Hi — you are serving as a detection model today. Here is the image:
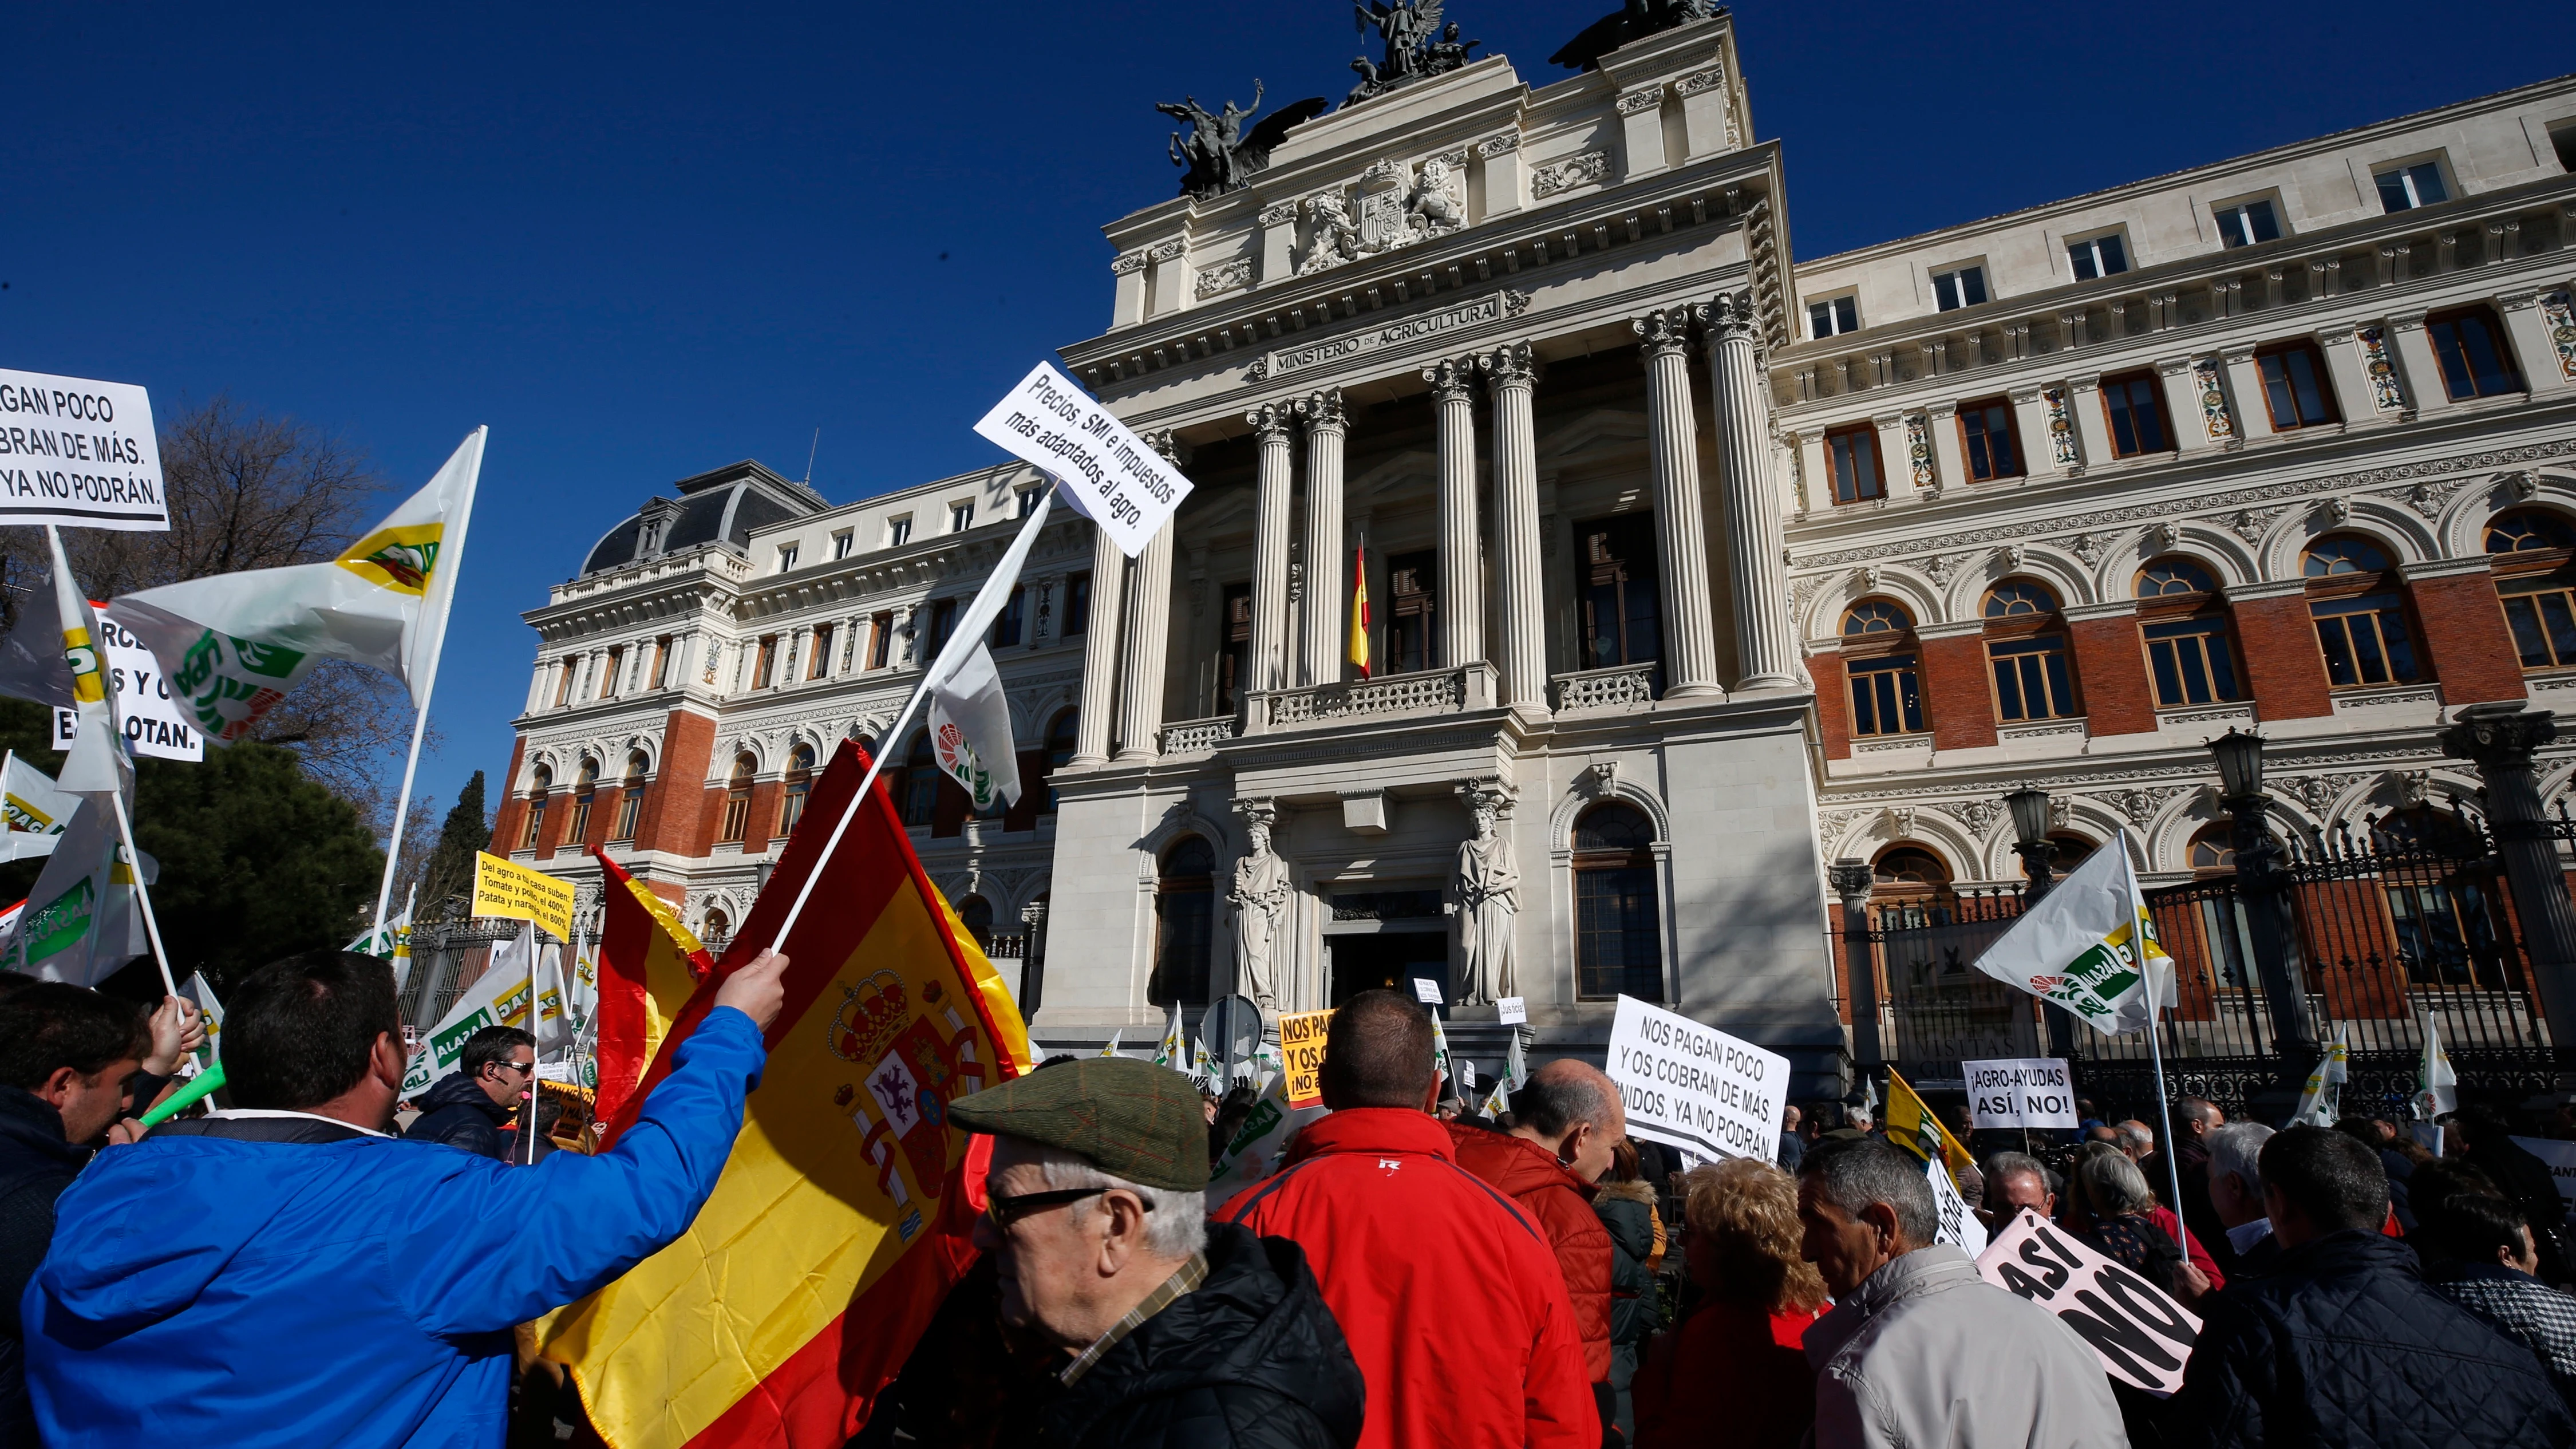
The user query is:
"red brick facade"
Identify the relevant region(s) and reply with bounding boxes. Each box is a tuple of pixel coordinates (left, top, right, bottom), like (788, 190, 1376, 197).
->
(1808, 649, 1854, 760)
(2068, 614, 2159, 737)
(2410, 571, 2528, 708)
(1918, 632, 2000, 751)
(2230, 593, 2334, 721)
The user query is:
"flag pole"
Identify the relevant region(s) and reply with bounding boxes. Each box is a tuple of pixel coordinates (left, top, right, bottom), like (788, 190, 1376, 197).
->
(372, 428, 485, 947)
(2122, 829, 2195, 1265)
(106, 789, 177, 1000)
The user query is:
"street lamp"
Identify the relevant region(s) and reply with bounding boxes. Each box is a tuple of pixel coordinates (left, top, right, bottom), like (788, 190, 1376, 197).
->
(2006, 784, 2056, 897)
(2208, 728, 2267, 803)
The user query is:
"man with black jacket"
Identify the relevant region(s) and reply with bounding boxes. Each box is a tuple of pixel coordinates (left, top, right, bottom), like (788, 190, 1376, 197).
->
(404, 1025, 534, 1159)
(2169, 1126, 2575, 1447)
(2456, 1102, 2574, 1285)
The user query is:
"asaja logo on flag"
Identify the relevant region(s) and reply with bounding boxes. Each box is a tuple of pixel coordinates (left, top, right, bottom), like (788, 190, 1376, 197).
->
(59, 626, 104, 705)
(21, 877, 94, 963)
(336, 523, 443, 595)
(172, 631, 307, 742)
(2028, 923, 2150, 1023)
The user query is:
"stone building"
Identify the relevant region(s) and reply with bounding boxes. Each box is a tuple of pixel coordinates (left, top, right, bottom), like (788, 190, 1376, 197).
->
(492, 12, 2576, 1096)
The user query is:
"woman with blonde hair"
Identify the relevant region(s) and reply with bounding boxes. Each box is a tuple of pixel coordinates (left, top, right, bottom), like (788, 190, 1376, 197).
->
(1630, 1156, 1829, 1449)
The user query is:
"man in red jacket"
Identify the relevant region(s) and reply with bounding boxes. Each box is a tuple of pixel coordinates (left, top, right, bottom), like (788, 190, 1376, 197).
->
(1451, 1059, 1625, 1436)
(1219, 991, 1598, 1449)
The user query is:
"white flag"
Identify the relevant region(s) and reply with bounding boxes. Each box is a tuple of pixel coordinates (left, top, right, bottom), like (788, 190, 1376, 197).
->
(2292, 1024, 2350, 1127)
(179, 970, 226, 1071)
(1, 753, 72, 836)
(3, 796, 151, 986)
(400, 925, 546, 1097)
(1431, 1014, 1452, 1081)
(1155, 1001, 1187, 1068)
(927, 641, 1021, 811)
(1969, 827, 2176, 1036)
(1098, 1030, 1123, 1059)
(47, 530, 132, 802)
(2415, 1010, 2458, 1120)
(118, 428, 484, 743)
(1503, 1025, 1526, 1092)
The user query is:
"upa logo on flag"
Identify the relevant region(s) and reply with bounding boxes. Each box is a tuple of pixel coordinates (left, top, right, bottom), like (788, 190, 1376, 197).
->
(933, 721, 1001, 809)
(2030, 918, 2152, 1025)
(336, 524, 442, 595)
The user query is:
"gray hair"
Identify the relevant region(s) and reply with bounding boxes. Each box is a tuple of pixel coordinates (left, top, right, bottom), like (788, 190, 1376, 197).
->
(1984, 1151, 2053, 1202)
(1035, 1146, 1208, 1259)
(1799, 1138, 1937, 1246)
(2207, 1122, 2274, 1198)
(2113, 1120, 2156, 1156)
(2077, 1148, 2156, 1215)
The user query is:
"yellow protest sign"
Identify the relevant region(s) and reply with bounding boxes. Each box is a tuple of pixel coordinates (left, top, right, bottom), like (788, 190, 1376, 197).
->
(1280, 1008, 1334, 1109)
(472, 851, 575, 942)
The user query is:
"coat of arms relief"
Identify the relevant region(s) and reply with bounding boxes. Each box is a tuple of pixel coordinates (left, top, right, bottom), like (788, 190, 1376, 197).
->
(1296, 152, 1467, 277)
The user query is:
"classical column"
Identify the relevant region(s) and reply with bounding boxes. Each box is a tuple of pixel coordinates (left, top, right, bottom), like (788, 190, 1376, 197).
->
(2221, 345, 2270, 438)
(2066, 374, 2113, 467)
(1070, 527, 1124, 766)
(1694, 292, 1799, 690)
(1424, 357, 1484, 670)
(1246, 402, 1296, 695)
(1480, 343, 1546, 710)
(1632, 309, 1722, 698)
(1114, 431, 1184, 761)
(2442, 706, 2576, 1038)
(1296, 388, 1348, 687)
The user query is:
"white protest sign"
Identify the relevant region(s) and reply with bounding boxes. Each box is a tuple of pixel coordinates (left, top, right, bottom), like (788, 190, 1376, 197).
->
(1976, 1208, 2200, 1395)
(1605, 994, 1788, 1163)
(1411, 976, 1444, 1005)
(2514, 1136, 2576, 1205)
(0, 369, 167, 531)
(52, 607, 202, 761)
(972, 361, 1191, 558)
(1927, 1154, 1987, 1253)
(1459, 1058, 1476, 1092)
(1963, 1057, 2077, 1130)
(1498, 996, 1527, 1025)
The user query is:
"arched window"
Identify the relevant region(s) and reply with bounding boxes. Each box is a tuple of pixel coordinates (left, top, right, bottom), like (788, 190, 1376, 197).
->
(1982, 581, 2079, 721)
(956, 895, 995, 951)
(1151, 836, 1215, 1006)
(2029, 832, 2097, 879)
(613, 750, 649, 842)
(1573, 803, 1662, 1001)
(2134, 558, 2243, 708)
(718, 753, 754, 843)
(1042, 709, 1079, 815)
(566, 758, 599, 847)
(901, 734, 939, 828)
(700, 906, 730, 943)
(777, 744, 816, 836)
(2301, 536, 2420, 689)
(2187, 822, 2237, 871)
(520, 764, 553, 850)
(2486, 509, 2576, 671)
(1841, 601, 1925, 737)
(1870, 844, 1954, 929)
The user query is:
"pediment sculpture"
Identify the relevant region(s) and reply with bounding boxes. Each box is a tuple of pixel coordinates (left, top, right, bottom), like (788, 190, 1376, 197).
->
(1294, 154, 1467, 276)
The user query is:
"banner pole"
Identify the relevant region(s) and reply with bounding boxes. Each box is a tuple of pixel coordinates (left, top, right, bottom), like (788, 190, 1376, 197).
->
(107, 787, 179, 999)
(372, 428, 484, 946)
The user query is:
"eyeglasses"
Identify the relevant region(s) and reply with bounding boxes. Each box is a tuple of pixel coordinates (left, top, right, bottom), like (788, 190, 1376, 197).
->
(492, 1060, 535, 1079)
(983, 1186, 1152, 1230)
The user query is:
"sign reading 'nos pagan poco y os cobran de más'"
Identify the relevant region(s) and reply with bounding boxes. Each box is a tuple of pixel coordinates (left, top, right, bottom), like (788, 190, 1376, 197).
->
(0, 369, 167, 530)
(1606, 996, 1789, 1164)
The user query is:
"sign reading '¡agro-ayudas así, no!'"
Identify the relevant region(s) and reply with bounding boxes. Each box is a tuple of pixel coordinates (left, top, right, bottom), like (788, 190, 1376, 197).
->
(0, 369, 167, 531)
(1606, 995, 1789, 1164)
(1258, 291, 1518, 380)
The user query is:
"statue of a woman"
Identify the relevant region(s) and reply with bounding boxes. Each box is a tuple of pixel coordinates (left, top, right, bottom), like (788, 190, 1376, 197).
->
(1229, 818, 1291, 1009)
(1455, 800, 1519, 1004)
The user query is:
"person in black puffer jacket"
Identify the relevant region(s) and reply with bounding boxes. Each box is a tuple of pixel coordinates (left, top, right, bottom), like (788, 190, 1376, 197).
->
(403, 1025, 532, 1159)
(1595, 1140, 1663, 1444)
(2167, 1126, 2576, 1448)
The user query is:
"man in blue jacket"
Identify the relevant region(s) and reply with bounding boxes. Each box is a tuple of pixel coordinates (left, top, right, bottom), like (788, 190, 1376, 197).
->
(21, 943, 786, 1448)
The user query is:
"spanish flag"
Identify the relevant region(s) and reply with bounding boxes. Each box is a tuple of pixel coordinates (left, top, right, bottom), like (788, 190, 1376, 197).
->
(539, 739, 1032, 1447)
(1882, 1067, 1974, 1177)
(588, 850, 713, 1131)
(1348, 542, 1371, 679)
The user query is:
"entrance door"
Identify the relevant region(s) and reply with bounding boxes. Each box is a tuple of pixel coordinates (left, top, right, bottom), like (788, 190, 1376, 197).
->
(1328, 933, 1450, 1006)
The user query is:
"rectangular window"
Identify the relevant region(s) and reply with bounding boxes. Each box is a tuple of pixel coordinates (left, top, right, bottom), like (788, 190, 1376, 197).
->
(551, 661, 574, 708)
(867, 611, 894, 669)
(1932, 266, 1986, 311)
(2500, 583, 2576, 670)
(2213, 199, 2281, 248)
(1575, 864, 1663, 1001)
(2374, 161, 2448, 214)
(949, 501, 975, 532)
(887, 516, 913, 547)
(2309, 593, 2421, 687)
(1387, 551, 1437, 674)
(614, 786, 642, 842)
(752, 635, 777, 690)
(649, 635, 671, 689)
(1216, 583, 1254, 714)
(1579, 515, 1662, 673)
(1989, 637, 2079, 720)
(2427, 307, 2520, 401)
(832, 530, 854, 560)
(992, 587, 1025, 648)
(927, 598, 958, 658)
(2067, 232, 2128, 281)
(775, 543, 799, 573)
(1847, 656, 1924, 736)
(1826, 424, 1884, 503)
(600, 645, 624, 699)
(1807, 294, 1859, 339)
(566, 793, 592, 848)
(718, 788, 750, 845)
(521, 797, 547, 850)
(1957, 398, 2020, 481)
(2101, 372, 2168, 457)
(2142, 617, 2243, 706)
(1017, 488, 1041, 518)
(807, 623, 834, 680)
(2257, 344, 2338, 430)
(1065, 571, 1092, 635)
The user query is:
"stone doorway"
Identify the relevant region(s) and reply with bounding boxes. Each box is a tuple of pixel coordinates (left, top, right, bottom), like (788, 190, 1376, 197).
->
(1327, 932, 1451, 1006)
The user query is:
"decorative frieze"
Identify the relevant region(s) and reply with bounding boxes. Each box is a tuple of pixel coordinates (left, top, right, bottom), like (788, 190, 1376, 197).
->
(1194, 258, 1254, 299)
(1531, 151, 1610, 200)
(2354, 325, 2407, 413)
(2191, 357, 2234, 443)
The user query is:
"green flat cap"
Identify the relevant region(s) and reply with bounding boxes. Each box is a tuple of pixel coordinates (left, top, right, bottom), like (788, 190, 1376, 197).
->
(949, 1056, 1207, 1192)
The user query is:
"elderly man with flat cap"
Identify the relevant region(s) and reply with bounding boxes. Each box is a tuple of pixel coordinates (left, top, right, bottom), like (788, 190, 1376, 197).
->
(947, 1055, 1365, 1449)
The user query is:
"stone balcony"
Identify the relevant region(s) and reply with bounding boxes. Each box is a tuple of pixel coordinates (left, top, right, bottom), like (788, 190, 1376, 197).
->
(1550, 661, 1661, 714)
(1242, 662, 1495, 735)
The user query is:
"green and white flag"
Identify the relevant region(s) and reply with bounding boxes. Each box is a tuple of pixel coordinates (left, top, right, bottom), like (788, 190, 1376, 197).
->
(3, 796, 151, 986)
(179, 970, 225, 1072)
(1502, 1025, 1526, 1092)
(1431, 1014, 1452, 1083)
(2415, 1009, 2458, 1120)
(1154, 1001, 1187, 1069)
(2291, 1024, 2350, 1127)
(400, 923, 544, 1097)
(926, 641, 1021, 812)
(1098, 1031, 1123, 1059)
(117, 429, 483, 744)
(1, 752, 72, 836)
(1969, 827, 2176, 1036)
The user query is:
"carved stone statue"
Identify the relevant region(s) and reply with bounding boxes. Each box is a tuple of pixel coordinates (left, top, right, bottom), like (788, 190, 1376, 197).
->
(1406, 156, 1464, 234)
(1344, 56, 1384, 108)
(1454, 790, 1519, 1004)
(1550, 0, 1718, 73)
(1157, 82, 1328, 201)
(1298, 192, 1364, 275)
(1421, 22, 1481, 76)
(1357, 0, 1440, 81)
(1229, 813, 1291, 1009)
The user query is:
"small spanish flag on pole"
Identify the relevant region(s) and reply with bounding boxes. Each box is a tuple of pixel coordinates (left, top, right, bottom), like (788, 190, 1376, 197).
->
(1348, 540, 1371, 679)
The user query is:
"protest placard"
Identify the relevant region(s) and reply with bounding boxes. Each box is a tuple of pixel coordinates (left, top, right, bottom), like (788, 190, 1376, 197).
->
(1411, 977, 1443, 1004)
(1963, 1057, 2078, 1130)
(972, 362, 1191, 558)
(1977, 1208, 2200, 1395)
(2514, 1135, 2576, 1203)
(1280, 1008, 1334, 1109)
(0, 369, 166, 531)
(1497, 996, 1526, 1025)
(1926, 1155, 1987, 1252)
(472, 850, 575, 942)
(50, 608, 200, 761)
(1605, 995, 1788, 1163)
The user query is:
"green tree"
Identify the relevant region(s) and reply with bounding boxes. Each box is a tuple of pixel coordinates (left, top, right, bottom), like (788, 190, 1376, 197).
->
(416, 770, 488, 922)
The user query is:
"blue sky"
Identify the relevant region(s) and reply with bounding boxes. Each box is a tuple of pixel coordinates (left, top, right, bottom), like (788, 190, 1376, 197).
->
(4, 1, 2562, 830)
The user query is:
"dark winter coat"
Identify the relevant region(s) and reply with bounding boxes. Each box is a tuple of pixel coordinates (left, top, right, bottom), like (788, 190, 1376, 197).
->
(1595, 1180, 1661, 1349)
(2166, 1229, 2576, 1448)
(1034, 1222, 1364, 1449)
(2467, 1135, 2575, 1282)
(403, 1070, 511, 1159)
(0, 1086, 84, 1447)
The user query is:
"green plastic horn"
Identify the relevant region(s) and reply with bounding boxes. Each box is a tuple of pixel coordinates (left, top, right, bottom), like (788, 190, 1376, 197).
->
(137, 1062, 226, 1128)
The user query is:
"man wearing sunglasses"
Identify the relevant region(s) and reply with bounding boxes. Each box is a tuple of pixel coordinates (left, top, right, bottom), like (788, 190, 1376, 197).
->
(945, 1055, 1365, 1448)
(404, 1025, 537, 1159)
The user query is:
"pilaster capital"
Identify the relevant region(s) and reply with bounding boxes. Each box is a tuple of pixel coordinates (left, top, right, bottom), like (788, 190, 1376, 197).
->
(1257, 201, 1298, 228)
(1423, 356, 1478, 402)
(1295, 386, 1348, 433)
(1145, 238, 1187, 263)
(2441, 704, 2558, 773)
(1245, 402, 1295, 443)
(2220, 343, 2258, 364)
(1110, 249, 1149, 276)
(1868, 411, 1905, 431)
(1143, 429, 1191, 467)
(2008, 385, 2045, 404)
(2497, 289, 2542, 313)
(1692, 289, 1762, 345)
(1615, 85, 1665, 116)
(1475, 130, 1520, 158)
(2314, 321, 2360, 345)
(1674, 66, 1728, 97)
(1926, 400, 1959, 419)
(2385, 309, 2428, 330)
(1826, 857, 1873, 905)
(1480, 339, 1540, 389)
(1631, 307, 1693, 359)
(2065, 372, 2103, 393)
(2154, 355, 2196, 378)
